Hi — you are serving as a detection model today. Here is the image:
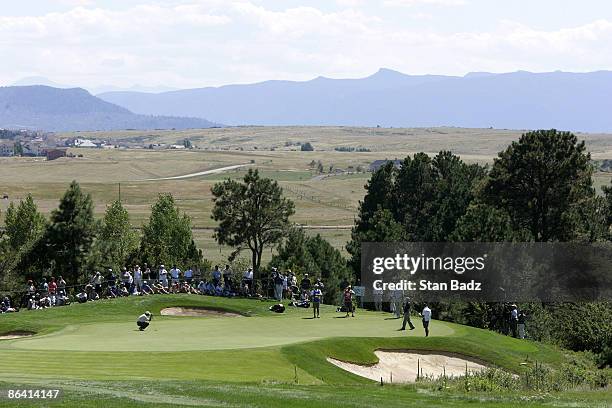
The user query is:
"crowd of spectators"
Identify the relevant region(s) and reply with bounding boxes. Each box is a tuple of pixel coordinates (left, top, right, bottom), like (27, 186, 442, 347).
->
(1, 263, 328, 314)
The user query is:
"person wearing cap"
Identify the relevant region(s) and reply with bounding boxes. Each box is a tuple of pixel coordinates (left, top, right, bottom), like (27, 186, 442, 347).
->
(158, 265, 168, 288)
(133, 265, 142, 291)
(212, 265, 222, 286)
(91, 271, 103, 296)
(343, 285, 355, 317)
(399, 297, 415, 331)
(311, 284, 323, 318)
(137, 311, 153, 331)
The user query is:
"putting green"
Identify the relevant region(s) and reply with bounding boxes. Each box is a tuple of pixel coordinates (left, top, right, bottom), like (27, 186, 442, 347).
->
(4, 308, 454, 351)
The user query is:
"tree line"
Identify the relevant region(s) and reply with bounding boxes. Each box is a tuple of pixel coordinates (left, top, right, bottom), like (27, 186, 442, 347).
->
(346, 129, 612, 364)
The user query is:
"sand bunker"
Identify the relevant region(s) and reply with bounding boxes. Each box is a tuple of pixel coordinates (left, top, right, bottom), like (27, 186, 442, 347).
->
(160, 307, 242, 317)
(327, 350, 487, 383)
(0, 331, 35, 340)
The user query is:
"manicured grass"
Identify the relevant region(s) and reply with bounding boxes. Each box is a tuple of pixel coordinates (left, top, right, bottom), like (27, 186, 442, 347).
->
(0, 295, 610, 407)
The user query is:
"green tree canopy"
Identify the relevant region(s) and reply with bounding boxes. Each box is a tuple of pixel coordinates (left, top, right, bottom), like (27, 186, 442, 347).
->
(211, 169, 295, 278)
(4, 194, 46, 251)
(482, 129, 594, 242)
(139, 193, 201, 268)
(44, 181, 96, 282)
(94, 200, 139, 271)
(270, 228, 352, 303)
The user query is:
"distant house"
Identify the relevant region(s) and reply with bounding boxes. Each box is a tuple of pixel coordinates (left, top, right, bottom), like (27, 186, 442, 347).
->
(369, 159, 402, 172)
(0, 141, 14, 157)
(22, 140, 45, 156)
(74, 139, 97, 148)
(46, 148, 67, 161)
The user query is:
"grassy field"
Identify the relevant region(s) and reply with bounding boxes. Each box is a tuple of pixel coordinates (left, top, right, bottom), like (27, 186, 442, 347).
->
(1, 126, 611, 264)
(0, 295, 610, 407)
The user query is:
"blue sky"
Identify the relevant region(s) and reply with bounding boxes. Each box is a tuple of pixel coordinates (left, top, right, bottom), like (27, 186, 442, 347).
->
(1, 0, 611, 90)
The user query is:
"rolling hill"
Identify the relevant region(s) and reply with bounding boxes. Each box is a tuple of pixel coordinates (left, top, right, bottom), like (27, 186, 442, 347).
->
(0, 85, 218, 132)
(99, 69, 612, 132)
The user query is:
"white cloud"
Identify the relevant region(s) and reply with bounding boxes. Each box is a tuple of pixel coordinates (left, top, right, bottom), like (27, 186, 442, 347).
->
(384, 0, 467, 7)
(0, 1, 611, 89)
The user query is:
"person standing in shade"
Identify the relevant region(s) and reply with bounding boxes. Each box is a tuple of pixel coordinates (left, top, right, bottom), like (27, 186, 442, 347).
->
(518, 311, 527, 339)
(510, 304, 519, 338)
(222, 265, 233, 290)
(421, 304, 432, 337)
(399, 297, 415, 331)
(272, 268, 284, 301)
(311, 284, 323, 318)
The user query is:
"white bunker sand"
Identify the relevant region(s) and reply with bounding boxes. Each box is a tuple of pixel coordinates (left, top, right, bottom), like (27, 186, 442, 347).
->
(160, 307, 242, 317)
(328, 350, 487, 383)
(0, 331, 35, 340)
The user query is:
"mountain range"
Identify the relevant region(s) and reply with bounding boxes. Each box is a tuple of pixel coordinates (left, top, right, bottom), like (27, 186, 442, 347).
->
(98, 69, 612, 132)
(0, 86, 217, 132)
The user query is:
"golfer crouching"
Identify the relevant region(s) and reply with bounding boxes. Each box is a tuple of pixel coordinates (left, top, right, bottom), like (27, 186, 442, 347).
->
(137, 311, 153, 331)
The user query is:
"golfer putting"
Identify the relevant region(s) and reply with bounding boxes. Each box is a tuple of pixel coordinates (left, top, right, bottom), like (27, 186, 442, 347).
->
(137, 311, 153, 331)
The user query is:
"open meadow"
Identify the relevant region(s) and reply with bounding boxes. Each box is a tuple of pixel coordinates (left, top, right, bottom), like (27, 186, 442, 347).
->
(2, 126, 611, 264)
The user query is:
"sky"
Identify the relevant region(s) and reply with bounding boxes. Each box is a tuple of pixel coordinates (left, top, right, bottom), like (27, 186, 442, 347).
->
(1, 0, 612, 91)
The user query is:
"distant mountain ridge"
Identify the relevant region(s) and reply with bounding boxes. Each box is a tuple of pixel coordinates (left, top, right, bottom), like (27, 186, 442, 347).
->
(98, 69, 612, 132)
(0, 85, 218, 132)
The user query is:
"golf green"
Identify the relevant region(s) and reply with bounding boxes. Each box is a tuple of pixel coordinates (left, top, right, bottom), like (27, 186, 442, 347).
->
(3, 308, 453, 351)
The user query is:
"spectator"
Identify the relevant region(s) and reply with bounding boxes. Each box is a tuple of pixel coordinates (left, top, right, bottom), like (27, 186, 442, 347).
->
(184, 267, 193, 284)
(48, 277, 58, 307)
(57, 276, 67, 297)
(141, 280, 154, 295)
(133, 265, 142, 291)
(510, 304, 519, 338)
(39, 277, 49, 296)
(518, 311, 527, 339)
(170, 265, 181, 286)
(222, 265, 232, 289)
(282, 271, 289, 299)
(338, 278, 349, 306)
(142, 263, 151, 280)
(76, 288, 88, 303)
(212, 265, 222, 286)
(91, 272, 103, 297)
(373, 287, 383, 311)
(158, 265, 168, 288)
(272, 268, 284, 301)
(300, 274, 312, 294)
(242, 267, 253, 294)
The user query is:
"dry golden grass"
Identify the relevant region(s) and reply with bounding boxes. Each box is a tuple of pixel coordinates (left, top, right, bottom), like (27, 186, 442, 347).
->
(2, 126, 611, 265)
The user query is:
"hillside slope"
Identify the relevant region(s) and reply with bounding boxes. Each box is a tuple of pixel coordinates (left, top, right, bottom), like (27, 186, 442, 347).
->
(0, 85, 218, 131)
(99, 69, 612, 132)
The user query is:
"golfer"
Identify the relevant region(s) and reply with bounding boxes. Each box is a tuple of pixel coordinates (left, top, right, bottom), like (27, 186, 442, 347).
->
(343, 286, 355, 317)
(421, 304, 431, 337)
(311, 284, 323, 318)
(137, 311, 153, 331)
(399, 297, 415, 331)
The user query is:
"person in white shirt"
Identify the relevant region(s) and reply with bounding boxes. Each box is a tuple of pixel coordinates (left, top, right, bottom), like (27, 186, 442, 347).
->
(421, 304, 432, 337)
(133, 265, 142, 291)
(170, 265, 181, 285)
(159, 265, 168, 288)
(136, 311, 152, 331)
(242, 267, 253, 294)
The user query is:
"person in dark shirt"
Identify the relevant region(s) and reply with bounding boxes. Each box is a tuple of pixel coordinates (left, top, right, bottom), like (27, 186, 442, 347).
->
(399, 297, 415, 330)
